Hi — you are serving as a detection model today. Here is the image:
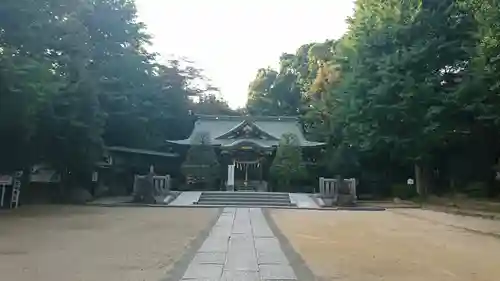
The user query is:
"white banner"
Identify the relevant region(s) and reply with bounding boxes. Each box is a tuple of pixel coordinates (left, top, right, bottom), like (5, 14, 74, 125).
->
(227, 165, 235, 186)
(0, 175, 12, 185)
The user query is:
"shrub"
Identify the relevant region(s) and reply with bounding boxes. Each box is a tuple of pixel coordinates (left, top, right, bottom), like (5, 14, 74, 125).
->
(463, 182, 488, 198)
(391, 183, 418, 200)
(270, 134, 307, 190)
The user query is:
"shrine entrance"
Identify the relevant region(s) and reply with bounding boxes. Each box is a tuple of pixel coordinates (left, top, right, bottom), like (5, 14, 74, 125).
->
(225, 147, 269, 191)
(167, 115, 325, 192)
(234, 159, 261, 189)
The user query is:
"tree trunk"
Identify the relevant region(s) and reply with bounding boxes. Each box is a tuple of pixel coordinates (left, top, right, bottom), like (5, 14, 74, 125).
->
(58, 168, 69, 203)
(415, 163, 430, 198)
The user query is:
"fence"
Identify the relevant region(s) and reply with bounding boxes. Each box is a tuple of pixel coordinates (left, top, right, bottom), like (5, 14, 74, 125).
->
(319, 177, 339, 201)
(344, 178, 357, 203)
(318, 177, 357, 206)
(134, 174, 171, 196)
(0, 171, 23, 209)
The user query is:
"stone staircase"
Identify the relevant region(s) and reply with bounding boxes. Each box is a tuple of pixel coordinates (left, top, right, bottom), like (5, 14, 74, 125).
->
(195, 191, 295, 207)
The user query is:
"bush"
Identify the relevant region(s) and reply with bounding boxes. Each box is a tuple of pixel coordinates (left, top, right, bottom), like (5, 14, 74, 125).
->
(270, 134, 307, 190)
(391, 183, 418, 200)
(463, 182, 488, 198)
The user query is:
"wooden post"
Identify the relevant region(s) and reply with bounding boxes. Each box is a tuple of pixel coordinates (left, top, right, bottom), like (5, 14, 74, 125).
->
(259, 159, 263, 183)
(244, 163, 248, 187)
(415, 163, 423, 196)
(0, 184, 6, 208)
(318, 177, 324, 194)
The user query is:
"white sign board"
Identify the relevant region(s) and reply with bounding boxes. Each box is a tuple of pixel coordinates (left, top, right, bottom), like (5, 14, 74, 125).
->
(407, 178, 415, 185)
(227, 164, 235, 186)
(92, 171, 98, 182)
(0, 175, 13, 185)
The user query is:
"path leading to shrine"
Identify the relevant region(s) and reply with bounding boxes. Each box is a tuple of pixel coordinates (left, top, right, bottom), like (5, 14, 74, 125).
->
(179, 207, 296, 280)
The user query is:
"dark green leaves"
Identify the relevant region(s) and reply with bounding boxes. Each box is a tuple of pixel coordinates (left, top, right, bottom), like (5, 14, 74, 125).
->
(0, 0, 214, 175)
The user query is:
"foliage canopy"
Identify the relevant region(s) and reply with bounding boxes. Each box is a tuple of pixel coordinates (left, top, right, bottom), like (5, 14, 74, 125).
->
(270, 134, 307, 190)
(247, 0, 500, 197)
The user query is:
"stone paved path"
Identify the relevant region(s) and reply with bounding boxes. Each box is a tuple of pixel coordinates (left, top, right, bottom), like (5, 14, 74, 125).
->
(169, 191, 202, 206)
(288, 193, 319, 208)
(180, 208, 297, 281)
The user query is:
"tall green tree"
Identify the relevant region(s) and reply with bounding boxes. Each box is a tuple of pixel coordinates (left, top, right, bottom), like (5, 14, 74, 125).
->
(0, 0, 216, 185)
(181, 132, 220, 189)
(246, 57, 303, 116)
(270, 133, 307, 190)
(192, 93, 240, 116)
(248, 0, 500, 197)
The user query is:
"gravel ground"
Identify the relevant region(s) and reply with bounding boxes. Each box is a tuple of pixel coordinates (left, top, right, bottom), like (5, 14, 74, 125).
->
(270, 209, 500, 281)
(0, 206, 219, 281)
(393, 208, 500, 235)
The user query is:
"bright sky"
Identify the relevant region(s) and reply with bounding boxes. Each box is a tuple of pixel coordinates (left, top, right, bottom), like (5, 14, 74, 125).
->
(135, 0, 355, 109)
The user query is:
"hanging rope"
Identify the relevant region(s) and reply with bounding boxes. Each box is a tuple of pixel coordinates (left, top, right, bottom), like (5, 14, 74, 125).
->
(234, 160, 261, 170)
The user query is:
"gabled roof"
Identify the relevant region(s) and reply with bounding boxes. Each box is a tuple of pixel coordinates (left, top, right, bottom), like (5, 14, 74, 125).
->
(215, 119, 279, 141)
(106, 146, 178, 157)
(167, 115, 324, 148)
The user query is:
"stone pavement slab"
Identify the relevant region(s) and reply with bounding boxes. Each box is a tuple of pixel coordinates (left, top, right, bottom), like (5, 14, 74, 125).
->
(259, 264, 296, 280)
(198, 237, 230, 253)
(178, 207, 297, 280)
(168, 191, 202, 206)
(224, 252, 259, 271)
(182, 263, 223, 280)
(209, 227, 232, 238)
(289, 193, 320, 208)
(255, 237, 282, 253)
(257, 251, 289, 265)
(192, 252, 226, 265)
(220, 270, 260, 281)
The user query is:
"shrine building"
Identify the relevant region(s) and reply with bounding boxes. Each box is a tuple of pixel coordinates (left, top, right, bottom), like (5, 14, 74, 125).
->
(168, 115, 324, 191)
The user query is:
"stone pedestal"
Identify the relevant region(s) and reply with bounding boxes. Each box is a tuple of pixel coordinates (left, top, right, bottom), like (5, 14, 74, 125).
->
(322, 198, 335, 207)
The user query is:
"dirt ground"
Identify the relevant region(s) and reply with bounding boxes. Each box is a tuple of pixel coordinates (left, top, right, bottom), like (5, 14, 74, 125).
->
(271, 209, 500, 281)
(0, 206, 218, 281)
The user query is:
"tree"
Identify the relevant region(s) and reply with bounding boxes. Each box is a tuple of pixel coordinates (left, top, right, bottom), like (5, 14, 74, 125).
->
(247, 68, 279, 115)
(270, 134, 307, 191)
(192, 93, 240, 116)
(0, 0, 218, 195)
(247, 0, 500, 198)
(0, 0, 74, 172)
(181, 132, 220, 189)
(336, 0, 477, 194)
(246, 65, 302, 116)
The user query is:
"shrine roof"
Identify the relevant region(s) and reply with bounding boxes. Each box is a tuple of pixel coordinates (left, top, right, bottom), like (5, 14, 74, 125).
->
(167, 115, 324, 148)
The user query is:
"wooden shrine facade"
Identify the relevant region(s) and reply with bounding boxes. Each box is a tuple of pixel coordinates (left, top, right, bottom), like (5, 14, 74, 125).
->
(168, 115, 324, 190)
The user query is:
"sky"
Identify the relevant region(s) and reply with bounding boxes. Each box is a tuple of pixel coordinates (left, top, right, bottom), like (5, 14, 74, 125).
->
(135, 0, 355, 109)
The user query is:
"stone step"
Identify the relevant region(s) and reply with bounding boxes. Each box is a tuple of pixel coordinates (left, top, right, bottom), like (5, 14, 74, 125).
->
(200, 191, 289, 196)
(194, 200, 295, 207)
(200, 192, 289, 197)
(199, 195, 290, 201)
(198, 197, 291, 203)
(196, 191, 293, 207)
